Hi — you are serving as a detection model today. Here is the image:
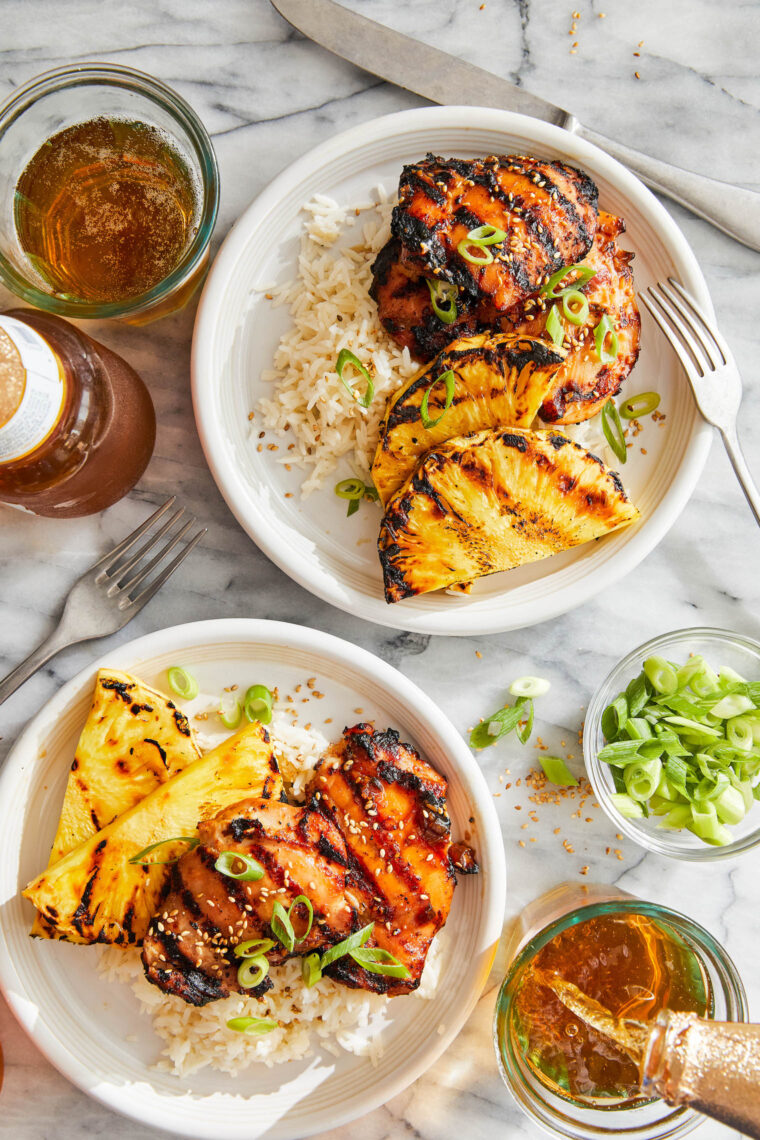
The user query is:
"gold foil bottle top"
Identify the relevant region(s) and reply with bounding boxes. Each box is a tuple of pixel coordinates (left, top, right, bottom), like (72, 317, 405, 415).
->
(641, 1011, 760, 1139)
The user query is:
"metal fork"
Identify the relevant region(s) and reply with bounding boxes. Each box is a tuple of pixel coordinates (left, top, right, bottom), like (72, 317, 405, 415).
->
(641, 280, 760, 526)
(0, 497, 206, 706)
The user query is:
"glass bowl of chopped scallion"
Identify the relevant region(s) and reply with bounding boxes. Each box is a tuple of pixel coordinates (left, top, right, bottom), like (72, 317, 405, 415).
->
(584, 628, 760, 861)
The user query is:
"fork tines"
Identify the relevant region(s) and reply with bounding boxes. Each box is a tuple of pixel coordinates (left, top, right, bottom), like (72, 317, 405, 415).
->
(97, 497, 206, 609)
(640, 279, 730, 377)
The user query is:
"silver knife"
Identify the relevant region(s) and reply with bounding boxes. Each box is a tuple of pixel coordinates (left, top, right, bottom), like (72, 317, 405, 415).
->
(270, 0, 760, 253)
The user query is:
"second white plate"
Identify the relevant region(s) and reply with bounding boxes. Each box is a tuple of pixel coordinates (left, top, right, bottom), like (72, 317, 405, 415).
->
(192, 106, 712, 635)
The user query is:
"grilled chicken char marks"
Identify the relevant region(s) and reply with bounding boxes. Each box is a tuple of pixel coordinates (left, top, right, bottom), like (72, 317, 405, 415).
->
(310, 724, 459, 995)
(392, 153, 598, 312)
(141, 799, 356, 1006)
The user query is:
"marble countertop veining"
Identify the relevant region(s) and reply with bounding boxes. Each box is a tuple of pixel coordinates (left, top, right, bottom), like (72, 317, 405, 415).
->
(1, 1, 759, 1137)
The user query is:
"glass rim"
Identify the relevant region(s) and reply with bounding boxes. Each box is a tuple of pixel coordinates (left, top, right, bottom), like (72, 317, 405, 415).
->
(584, 626, 760, 862)
(0, 61, 219, 319)
(493, 897, 747, 1139)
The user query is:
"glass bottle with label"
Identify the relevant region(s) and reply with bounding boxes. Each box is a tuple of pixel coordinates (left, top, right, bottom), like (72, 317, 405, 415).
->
(0, 310, 155, 517)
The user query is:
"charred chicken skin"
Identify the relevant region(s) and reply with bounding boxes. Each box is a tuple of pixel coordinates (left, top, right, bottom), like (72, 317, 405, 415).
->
(142, 727, 477, 1005)
(391, 153, 598, 313)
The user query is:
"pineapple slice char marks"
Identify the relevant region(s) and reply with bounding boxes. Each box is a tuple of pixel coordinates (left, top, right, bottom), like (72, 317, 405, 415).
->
(371, 333, 565, 507)
(378, 427, 639, 603)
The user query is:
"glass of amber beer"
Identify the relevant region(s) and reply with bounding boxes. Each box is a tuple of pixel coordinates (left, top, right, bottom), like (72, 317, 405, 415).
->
(0, 63, 219, 323)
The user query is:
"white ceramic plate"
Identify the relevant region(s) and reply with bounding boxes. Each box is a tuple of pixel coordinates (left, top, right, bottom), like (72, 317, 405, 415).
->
(0, 619, 504, 1139)
(192, 106, 712, 635)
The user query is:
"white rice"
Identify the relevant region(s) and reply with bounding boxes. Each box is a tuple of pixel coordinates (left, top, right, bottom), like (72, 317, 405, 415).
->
(256, 190, 418, 496)
(98, 711, 442, 1077)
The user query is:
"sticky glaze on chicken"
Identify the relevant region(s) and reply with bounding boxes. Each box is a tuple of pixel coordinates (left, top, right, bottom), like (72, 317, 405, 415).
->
(141, 799, 356, 1005)
(310, 724, 476, 995)
(391, 153, 598, 312)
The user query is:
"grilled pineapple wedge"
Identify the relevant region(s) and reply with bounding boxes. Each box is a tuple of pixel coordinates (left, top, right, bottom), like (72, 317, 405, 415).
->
(24, 721, 282, 946)
(379, 427, 639, 602)
(372, 333, 565, 505)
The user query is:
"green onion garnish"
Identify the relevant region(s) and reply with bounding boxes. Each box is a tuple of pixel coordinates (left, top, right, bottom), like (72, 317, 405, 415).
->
(336, 349, 374, 409)
(509, 676, 551, 698)
(334, 478, 379, 518)
(470, 696, 533, 750)
(128, 836, 199, 865)
(545, 304, 564, 349)
(561, 289, 589, 326)
(465, 224, 507, 246)
(594, 314, 619, 363)
(302, 952, 322, 987)
(226, 1016, 277, 1035)
(219, 694, 242, 730)
(215, 851, 265, 881)
(619, 391, 661, 419)
(599, 655, 760, 845)
(425, 278, 459, 325)
(244, 683, 273, 725)
(234, 938, 275, 959)
(601, 400, 627, 465)
(270, 900, 296, 952)
(237, 955, 270, 989)
(541, 264, 596, 299)
(320, 923, 374, 970)
(457, 239, 494, 265)
(420, 369, 455, 430)
(349, 945, 411, 979)
(539, 755, 579, 787)
(166, 666, 199, 700)
(288, 895, 315, 943)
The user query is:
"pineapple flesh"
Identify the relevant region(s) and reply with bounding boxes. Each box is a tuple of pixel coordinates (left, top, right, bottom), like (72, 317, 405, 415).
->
(378, 427, 639, 602)
(372, 333, 565, 505)
(24, 720, 282, 946)
(31, 669, 201, 940)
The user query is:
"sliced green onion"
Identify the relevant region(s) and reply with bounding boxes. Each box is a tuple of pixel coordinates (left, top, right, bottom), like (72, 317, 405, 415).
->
(237, 956, 270, 989)
(601, 399, 627, 465)
(347, 498, 360, 517)
(244, 683, 273, 725)
(624, 757, 662, 801)
(215, 851, 265, 881)
(539, 755, 578, 787)
(128, 836, 199, 865)
(219, 694, 242, 730)
(562, 289, 589, 326)
(420, 369, 455, 430)
(516, 698, 535, 746)
(166, 666, 199, 700)
(644, 656, 679, 696)
(509, 676, 551, 698)
(541, 263, 596, 299)
(465, 223, 507, 246)
(545, 303, 564, 349)
(710, 694, 754, 719)
(288, 895, 315, 943)
(320, 923, 374, 970)
(270, 900, 296, 953)
(226, 1016, 277, 1035)
(594, 314, 619, 363)
(302, 952, 322, 987)
(457, 238, 494, 265)
(425, 278, 459, 324)
(620, 391, 661, 419)
(234, 938, 275, 959)
(349, 946, 412, 979)
(470, 696, 532, 749)
(336, 349, 374, 409)
(728, 716, 755, 751)
(335, 477, 364, 500)
(609, 792, 645, 819)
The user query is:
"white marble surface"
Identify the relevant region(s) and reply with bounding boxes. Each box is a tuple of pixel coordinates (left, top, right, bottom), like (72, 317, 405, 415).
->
(1, 1, 759, 1137)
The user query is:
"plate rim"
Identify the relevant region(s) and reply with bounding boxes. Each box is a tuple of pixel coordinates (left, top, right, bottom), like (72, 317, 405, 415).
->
(0, 617, 506, 1139)
(191, 104, 712, 636)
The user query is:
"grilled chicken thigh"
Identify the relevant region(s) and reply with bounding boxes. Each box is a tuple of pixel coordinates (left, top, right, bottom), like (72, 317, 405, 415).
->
(392, 153, 598, 312)
(310, 723, 475, 995)
(142, 798, 355, 1005)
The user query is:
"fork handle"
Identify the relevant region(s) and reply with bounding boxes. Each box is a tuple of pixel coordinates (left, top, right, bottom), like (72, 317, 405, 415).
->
(0, 624, 73, 707)
(720, 426, 760, 527)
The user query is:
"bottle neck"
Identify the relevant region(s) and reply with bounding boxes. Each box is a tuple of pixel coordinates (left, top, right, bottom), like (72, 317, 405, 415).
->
(641, 1011, 760, 1139)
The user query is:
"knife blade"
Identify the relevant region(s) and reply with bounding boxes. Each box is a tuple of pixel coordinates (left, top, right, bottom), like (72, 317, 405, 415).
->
(270, 0, 760, 253)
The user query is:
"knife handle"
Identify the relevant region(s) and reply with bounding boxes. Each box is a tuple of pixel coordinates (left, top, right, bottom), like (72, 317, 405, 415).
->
(575, 122, 760, 253)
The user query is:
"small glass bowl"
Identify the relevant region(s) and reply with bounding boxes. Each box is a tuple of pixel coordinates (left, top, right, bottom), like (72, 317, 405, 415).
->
(494, 888, 747, 1140)
(0, 63, 219, 323)
(585, 627, 760, 861)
